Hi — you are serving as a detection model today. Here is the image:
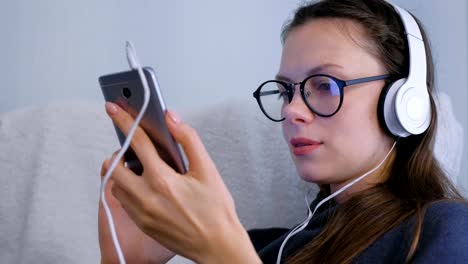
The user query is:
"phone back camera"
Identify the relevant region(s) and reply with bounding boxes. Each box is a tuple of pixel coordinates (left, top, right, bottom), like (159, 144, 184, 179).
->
(122, 87, 132, 99)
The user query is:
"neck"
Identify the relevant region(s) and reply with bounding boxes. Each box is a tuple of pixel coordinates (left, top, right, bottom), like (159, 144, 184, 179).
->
(330, 147, 396, 203)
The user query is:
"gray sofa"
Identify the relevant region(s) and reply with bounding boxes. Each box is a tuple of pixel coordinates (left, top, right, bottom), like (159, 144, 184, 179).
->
(0, 94, 462, 263)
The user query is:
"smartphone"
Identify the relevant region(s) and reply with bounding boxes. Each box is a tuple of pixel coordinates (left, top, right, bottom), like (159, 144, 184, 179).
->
(99, 67, 187, 175)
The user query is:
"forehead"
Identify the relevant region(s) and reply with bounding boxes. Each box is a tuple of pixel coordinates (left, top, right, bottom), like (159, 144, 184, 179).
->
(279, 18, 384, 80)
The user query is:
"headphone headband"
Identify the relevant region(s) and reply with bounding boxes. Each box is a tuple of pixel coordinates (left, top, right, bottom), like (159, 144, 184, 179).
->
(389, 3, 428, 88)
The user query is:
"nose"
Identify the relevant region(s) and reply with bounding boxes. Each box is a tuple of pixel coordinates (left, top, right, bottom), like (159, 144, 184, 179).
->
(282, 85, 315, 124)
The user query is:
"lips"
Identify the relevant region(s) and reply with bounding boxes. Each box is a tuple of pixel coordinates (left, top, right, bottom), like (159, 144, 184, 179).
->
(290, 137, 322, 156)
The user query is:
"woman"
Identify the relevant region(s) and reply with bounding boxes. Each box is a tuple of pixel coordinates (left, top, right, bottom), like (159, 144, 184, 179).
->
(99, 0, 468, 263)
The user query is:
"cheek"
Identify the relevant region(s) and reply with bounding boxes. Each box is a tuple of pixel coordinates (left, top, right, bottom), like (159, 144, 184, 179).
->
(331, 98, 381, 155)
(319, 99, 384, 176)
(338, 88, 382, 136)
(325, 95, 384, 152)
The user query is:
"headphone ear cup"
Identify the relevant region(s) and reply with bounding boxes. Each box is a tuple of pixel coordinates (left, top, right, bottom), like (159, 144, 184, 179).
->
(378, 78, 411, 138)
(377, 82, 393, 136)
(395, 82, 432, 135)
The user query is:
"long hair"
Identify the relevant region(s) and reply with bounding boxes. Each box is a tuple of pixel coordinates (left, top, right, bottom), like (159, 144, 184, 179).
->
(281, 0, 465, 263)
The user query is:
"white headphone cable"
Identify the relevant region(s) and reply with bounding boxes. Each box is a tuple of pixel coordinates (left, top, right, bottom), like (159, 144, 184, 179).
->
(100, 41, 150, 264)
(276, 140, 398, 264)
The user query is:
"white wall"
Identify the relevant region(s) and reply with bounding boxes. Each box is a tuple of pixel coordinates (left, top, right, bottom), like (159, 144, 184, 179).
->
(1, 0, 467, 193)
(0, 0, 299, 114)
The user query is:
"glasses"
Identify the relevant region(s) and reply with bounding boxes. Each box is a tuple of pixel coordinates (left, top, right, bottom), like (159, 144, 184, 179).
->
(252, 74, 391, 122)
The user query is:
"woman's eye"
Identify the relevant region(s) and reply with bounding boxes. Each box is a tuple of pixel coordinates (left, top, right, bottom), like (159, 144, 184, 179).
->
(278, 91, 288, 102)
(317, 83, 331, 92)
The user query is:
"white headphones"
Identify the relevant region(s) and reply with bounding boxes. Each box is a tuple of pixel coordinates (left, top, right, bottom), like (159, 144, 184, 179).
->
(379, 1, 432, 137)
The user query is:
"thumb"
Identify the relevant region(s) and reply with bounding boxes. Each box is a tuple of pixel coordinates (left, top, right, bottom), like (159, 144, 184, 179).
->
(99, 159, 121, 208)
(165, 110, 215, 178)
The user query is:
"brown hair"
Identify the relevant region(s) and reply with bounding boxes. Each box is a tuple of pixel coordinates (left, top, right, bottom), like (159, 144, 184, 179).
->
(281, 0, 465, 263)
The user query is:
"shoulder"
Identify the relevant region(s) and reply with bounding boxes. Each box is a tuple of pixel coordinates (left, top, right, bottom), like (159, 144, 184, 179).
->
(412, 200, 468, 263)
(423, 199, 468, 226)
(420, 200, 468, 242)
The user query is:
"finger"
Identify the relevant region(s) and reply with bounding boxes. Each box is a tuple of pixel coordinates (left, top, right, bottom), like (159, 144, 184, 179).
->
(107, 155, 148, 206)
(111, 182, 162, 231)
(100, 157, 124, 208)
(100, 159, 109, 178)
(105, 102, 165, 171)
(112, 182, 189, 241)
(100, 149, 125, 179)
(165, 110, 215, 178)
(111, 184, 137, 213)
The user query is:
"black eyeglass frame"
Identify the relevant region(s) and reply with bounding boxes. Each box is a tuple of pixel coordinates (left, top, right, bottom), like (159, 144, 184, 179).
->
(252, 73, 392, 122)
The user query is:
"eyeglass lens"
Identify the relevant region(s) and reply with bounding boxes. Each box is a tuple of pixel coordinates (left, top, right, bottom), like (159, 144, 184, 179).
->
(259, 75, 341, 121)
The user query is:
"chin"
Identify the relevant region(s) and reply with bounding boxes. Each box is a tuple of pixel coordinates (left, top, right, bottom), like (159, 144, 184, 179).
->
(295, 163, 330, 184)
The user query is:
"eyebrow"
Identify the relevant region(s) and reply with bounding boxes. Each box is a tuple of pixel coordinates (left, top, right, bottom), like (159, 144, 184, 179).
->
(275, 63, 344, 81)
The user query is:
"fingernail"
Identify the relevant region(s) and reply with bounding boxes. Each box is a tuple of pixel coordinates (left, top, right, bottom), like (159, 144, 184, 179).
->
(106, 102, 118, 115)
(168, 110, 181, 124)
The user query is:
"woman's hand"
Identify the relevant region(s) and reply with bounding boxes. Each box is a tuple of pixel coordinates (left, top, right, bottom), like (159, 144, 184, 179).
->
(100, 102, 260, 264)
(99, 152, 175, 264)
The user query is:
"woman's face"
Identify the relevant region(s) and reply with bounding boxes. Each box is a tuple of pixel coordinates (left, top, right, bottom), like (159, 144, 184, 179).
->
(280, 18, 395, 194)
